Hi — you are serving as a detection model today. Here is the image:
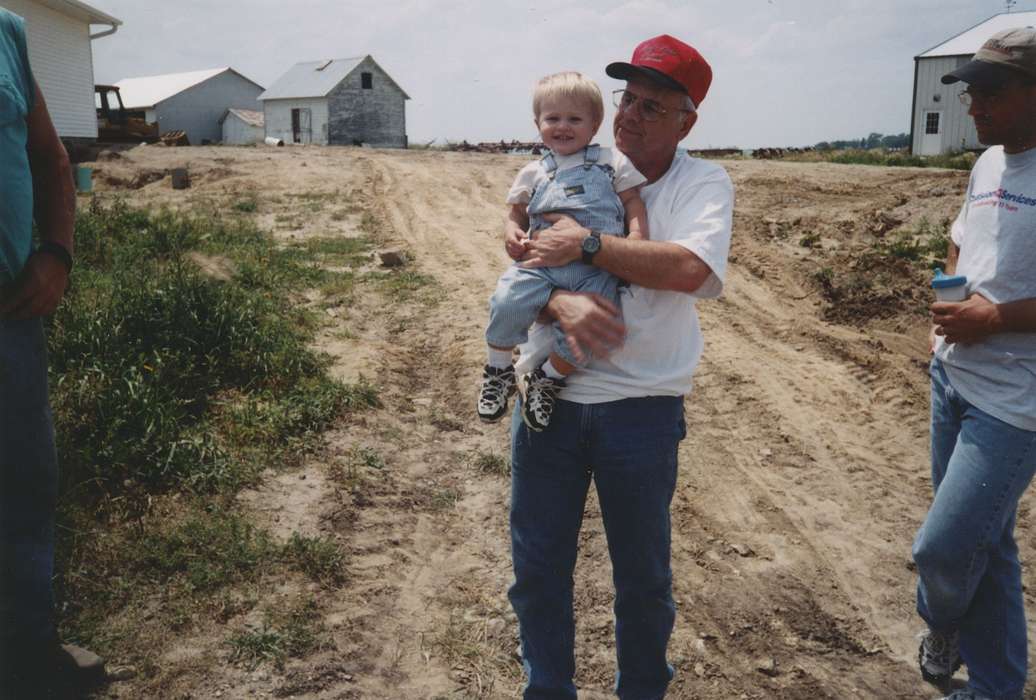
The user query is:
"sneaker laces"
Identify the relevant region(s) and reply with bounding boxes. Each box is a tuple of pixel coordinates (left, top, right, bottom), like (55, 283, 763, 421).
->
(479, 366, 514, 410)
(526, 370, 563, 421)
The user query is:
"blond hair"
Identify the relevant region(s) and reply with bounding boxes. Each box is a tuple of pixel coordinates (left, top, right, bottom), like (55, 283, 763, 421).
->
(532, 72, 604, 128)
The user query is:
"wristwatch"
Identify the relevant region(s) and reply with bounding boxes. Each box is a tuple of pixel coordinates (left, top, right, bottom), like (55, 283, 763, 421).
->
(581, 230, 602, 265)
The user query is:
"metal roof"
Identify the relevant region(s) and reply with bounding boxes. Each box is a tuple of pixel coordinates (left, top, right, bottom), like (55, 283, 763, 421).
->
(221, 108, 264, 127)
(259, 56, 410, 100)
(919, 11, 1036, 58)
(114, 67, 263, 109)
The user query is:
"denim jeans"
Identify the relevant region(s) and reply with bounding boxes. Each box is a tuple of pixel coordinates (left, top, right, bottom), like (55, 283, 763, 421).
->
(912, 360, 1036, 700)
(509, 395, 685, 700)
(0, 318, 59, 659)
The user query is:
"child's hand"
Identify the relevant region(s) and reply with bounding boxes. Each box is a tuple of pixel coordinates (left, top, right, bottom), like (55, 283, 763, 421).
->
(505, 222, 529, 261)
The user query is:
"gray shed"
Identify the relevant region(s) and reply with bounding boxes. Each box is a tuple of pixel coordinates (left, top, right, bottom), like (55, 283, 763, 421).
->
(911, 11, 1036, 155)
(220, 108, 264, 145)
(115, 67, 264, 145)
(259, 56, 409, 148)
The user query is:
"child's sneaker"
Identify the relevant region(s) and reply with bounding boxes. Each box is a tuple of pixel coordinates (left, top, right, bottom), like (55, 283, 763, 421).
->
(478, 364, 517, 423)
(520, 368, 566, 432)
(918, 627, 962, 693)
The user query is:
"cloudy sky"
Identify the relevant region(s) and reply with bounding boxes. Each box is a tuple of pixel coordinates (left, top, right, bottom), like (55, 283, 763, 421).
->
(90, 0, 1026, 149)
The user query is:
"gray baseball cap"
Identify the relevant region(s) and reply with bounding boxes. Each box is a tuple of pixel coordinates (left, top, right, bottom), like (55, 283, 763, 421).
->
(942, 27, 1036, 87)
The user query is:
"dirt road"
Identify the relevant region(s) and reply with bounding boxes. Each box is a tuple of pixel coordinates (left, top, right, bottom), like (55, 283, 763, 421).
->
(90, 145, 1034, 699)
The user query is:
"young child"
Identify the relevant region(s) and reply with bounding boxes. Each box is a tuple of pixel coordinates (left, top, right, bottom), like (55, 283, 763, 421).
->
(478, 71, 648, 431)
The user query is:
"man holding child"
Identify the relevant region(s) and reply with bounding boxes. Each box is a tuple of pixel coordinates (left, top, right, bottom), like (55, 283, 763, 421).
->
(503, 35, 734, 699)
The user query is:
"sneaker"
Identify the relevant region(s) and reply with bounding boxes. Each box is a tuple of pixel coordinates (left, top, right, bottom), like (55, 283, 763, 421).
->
(519, 368, 565, 432)
(940, 692, 991, 700)
(478, 364, 517, 423)
(919, 627, 962, 693)
(1, 642, 105, 699)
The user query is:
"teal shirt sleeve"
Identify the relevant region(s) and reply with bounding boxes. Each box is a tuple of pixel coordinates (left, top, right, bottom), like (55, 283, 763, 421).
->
(0, 9, 37, 285)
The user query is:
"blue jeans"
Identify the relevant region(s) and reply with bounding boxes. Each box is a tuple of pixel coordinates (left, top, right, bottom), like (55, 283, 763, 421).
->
(912, 360, 1036, 700)
(0, 318, 59, 659)
(509, 395, 685, 700)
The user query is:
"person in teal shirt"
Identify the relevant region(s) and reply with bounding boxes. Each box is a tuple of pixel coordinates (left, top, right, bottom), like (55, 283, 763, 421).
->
(0, 8, 103, 698)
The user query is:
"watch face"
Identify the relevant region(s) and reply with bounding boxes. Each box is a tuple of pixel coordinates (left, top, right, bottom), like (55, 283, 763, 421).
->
(583, 235, 601, 254)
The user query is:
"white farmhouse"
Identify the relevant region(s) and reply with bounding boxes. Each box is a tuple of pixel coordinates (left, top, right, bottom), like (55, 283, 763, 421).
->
(2, 0, 120, 143)
(115, 67, 264, 146)
(912, 11, 1036, 155)
(260, 56, 409, 147)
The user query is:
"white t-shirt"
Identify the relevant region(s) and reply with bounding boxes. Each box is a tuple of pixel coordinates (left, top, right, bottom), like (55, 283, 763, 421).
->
(516, 153, 734, 403)
(935, 145, 1036, 432)
(506, 146, 647, 204)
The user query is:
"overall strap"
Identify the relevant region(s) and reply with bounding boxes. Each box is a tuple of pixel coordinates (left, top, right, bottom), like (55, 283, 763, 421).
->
(541, 151, 559, 179)
(582, 144, 601, 170)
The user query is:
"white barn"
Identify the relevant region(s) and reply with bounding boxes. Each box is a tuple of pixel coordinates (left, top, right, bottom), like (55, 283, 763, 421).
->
(3, 0, 120, 142)
(115, 67, 264, 146)
(912, 11, 1036, 155)
(220, 108, 264, 145)
(259, 56, 409, 147)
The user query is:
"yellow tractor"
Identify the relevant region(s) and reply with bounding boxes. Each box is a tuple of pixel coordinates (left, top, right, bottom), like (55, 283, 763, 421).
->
(95, 84, 159, 143)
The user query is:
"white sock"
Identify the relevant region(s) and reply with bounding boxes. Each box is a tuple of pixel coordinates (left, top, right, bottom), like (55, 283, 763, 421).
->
(487, 347, 513, 369)
(542, 358, 566, 380)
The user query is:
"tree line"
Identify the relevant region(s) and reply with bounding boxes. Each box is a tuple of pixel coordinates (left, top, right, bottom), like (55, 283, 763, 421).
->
(814, 132, 910, 150)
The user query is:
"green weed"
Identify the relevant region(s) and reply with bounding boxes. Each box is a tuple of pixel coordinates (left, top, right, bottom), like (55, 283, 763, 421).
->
(283, 533, 346, 586)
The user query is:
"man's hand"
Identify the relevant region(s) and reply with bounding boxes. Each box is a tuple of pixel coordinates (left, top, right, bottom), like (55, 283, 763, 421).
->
(931, 292, 1002, 345)
(522, 214, 585, 269)
(0, 253, 69, 320)
(505, 220, 529, 261)
(548, 290, 625, 363)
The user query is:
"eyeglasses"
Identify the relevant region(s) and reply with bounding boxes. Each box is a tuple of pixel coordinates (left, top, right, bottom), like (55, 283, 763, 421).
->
(958, 89, 998, 107)
(612, 89, 693, 122)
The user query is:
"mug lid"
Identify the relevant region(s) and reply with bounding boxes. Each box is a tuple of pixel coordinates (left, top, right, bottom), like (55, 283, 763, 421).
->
(931, 268, 967, 289)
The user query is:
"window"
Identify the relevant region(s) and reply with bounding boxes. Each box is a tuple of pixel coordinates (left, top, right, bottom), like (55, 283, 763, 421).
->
(925, 112, 940, 135)
(361, 72, 373, 89)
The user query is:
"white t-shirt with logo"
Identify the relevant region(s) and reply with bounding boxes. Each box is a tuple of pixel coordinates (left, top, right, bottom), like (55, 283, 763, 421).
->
(516, 153, 734, 403)
(935, 145, 1036, 432)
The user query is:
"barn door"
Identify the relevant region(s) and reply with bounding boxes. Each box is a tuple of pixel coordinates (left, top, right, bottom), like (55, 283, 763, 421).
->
(920, 110, 943, 156)
(299, 109, 312, 144)
(291, 108, 312, 144)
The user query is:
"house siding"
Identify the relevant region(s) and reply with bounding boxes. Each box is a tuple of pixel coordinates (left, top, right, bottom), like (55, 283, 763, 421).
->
(4, 0, 97, 138)
(912, 55, 979, 155)
(152, 70, 263, 145)
(326, 57, 406, 148)
(222, 114, 263, 145)
(263, 98, 329, 145)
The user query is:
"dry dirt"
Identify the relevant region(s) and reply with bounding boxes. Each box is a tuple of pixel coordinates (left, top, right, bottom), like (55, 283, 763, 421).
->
(83, 144, 1036, 699)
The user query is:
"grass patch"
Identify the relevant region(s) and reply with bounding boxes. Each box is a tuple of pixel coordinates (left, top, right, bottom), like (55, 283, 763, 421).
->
(368, 268, 439, 304)
(785, 148, 977, 171)
(470, 451, 509, 477)
(227, 599, 329, 670)
(50, 198, 380, 674)
(131, 512, 277, 592)
(283, 533, 346, 586)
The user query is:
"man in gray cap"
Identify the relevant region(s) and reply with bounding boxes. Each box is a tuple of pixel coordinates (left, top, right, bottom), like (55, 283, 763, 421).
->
(911, 26, 1036, 700)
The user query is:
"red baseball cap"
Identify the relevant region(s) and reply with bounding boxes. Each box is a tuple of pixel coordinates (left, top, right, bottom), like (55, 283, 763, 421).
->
(606, 35, 712, 110)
